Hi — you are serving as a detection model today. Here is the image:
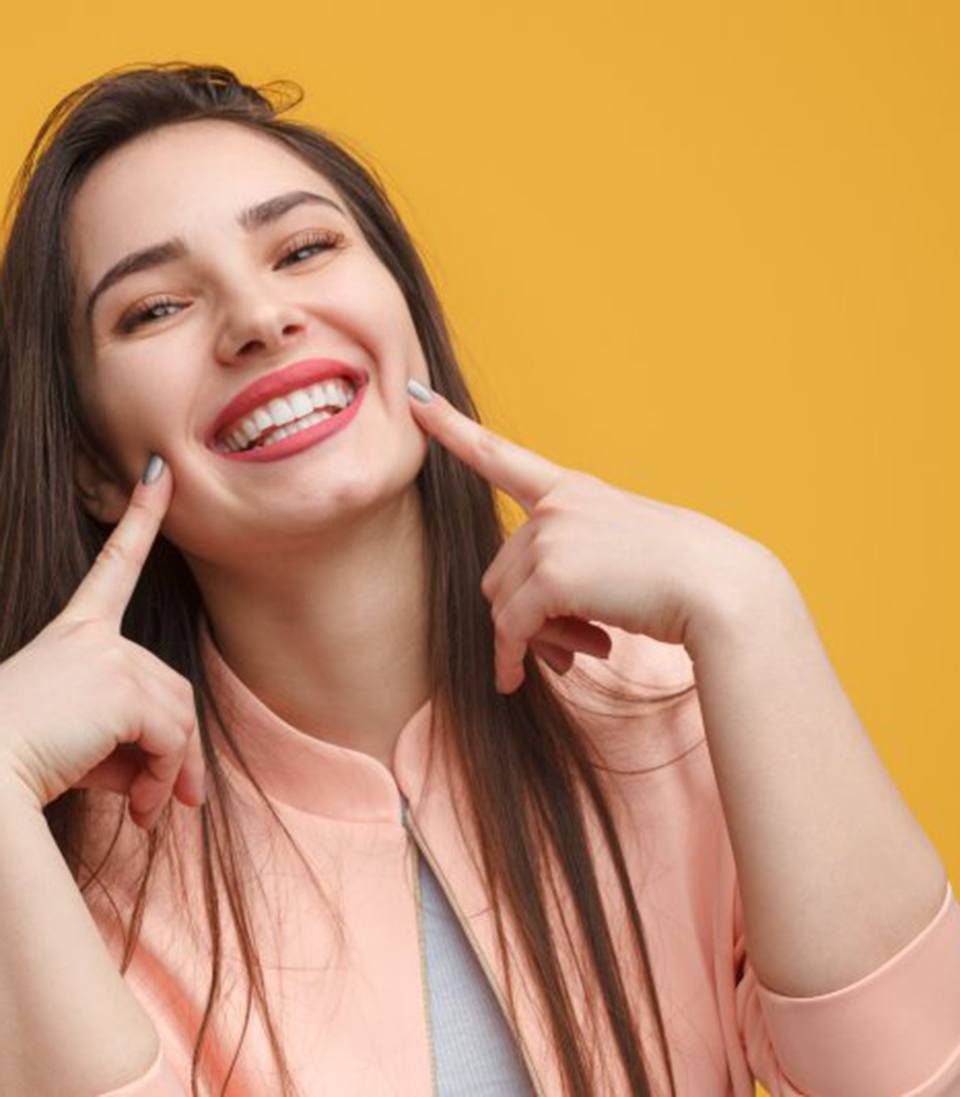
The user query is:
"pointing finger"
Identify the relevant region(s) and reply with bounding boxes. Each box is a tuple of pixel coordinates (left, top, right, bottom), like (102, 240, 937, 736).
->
(407, 379, 562, 513)
(67, 454, 172, 626)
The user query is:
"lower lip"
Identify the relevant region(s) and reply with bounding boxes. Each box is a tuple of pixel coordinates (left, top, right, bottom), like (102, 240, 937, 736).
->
(212, 383, 367, 462)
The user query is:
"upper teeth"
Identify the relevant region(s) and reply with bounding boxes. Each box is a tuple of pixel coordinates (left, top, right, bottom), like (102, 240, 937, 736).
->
(215, 378, 356, 452)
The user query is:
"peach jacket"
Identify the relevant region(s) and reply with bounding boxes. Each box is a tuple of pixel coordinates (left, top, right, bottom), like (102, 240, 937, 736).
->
(83, 620, 960, 1096)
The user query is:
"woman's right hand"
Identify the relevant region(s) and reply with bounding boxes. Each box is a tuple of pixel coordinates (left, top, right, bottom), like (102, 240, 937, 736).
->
(0, 455, 207, 830)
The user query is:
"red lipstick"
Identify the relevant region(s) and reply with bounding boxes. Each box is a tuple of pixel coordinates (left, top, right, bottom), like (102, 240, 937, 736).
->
(205, 358, 368, 450)
(216, 382, 367, 462)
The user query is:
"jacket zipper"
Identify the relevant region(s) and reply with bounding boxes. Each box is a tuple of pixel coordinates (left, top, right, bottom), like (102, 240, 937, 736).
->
(408, 820, 440, 1097)
(400, 795, 547, 1097)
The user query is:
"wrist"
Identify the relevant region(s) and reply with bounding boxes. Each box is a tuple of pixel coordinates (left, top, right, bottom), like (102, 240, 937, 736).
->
(0, 758, 46, 815)
(685, 545, 804, 664)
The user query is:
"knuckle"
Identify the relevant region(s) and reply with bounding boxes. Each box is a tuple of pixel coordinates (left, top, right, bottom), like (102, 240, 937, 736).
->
(184, 702, 200, 734)
(173, 675, 196, 709)
(530, 530, 555, 562)
(174, 700, 198, 739)
(165, 712, 191, 746)
(532, 557, 563, 593)
(126, 494, 155, 519)
(95, 538, 131, 569)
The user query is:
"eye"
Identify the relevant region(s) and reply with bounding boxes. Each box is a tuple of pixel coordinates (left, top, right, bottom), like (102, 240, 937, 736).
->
(117, 296, 182, 334)
(115, 229, 347, 333)
(276, 228, 346, 269)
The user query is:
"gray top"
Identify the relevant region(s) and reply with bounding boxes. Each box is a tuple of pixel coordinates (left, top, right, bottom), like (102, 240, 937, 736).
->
(417, 852, 536, 1096)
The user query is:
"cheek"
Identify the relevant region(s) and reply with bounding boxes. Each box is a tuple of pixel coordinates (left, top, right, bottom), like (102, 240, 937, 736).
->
(73, 382, 138, 476)
(101, 395, 151, 437)
(90, 368, 188, 446)
(350, 265, 423, 370)
(356, 412, 430, 495)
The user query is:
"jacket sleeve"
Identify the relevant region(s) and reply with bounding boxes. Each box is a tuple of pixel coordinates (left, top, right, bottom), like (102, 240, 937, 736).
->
(726, 856, 960, 1097)
(590, 628, 960, 1095)
(600, 622, 960, 1097)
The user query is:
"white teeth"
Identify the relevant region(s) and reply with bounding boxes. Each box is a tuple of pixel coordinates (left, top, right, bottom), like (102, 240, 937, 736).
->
(252, 407, 273, 432)
(288, 390, 314, 418)
(266, 395, 296, 426)
(214, 376, 358, 453)
(227, 411, 270, 450)
(261, 410, 334, 446)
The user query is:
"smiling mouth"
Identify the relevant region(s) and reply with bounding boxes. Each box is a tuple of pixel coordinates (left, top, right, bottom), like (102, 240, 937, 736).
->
(212, 377, 358, 454)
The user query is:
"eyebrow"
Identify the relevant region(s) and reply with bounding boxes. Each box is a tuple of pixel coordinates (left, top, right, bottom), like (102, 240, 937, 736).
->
(83, 189, 346, 327)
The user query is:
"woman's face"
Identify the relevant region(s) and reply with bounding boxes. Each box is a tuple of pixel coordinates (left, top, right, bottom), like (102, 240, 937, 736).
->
(67, 119, 431, 564)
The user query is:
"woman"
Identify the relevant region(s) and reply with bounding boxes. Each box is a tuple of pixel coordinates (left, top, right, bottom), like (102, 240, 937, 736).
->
(0, 62, 956, 1097)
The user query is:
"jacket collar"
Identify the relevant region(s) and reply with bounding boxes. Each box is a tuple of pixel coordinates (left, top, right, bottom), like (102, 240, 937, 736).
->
(196, 614, 701, 826)
(198, 615, 433, 824)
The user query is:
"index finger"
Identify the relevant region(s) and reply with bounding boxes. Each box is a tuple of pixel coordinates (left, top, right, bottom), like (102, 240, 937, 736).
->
(407, 381, 562, 512)
(67, 454, 172, 625)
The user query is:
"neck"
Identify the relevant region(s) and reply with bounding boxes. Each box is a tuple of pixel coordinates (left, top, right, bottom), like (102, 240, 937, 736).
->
(187, 487, 431, 773)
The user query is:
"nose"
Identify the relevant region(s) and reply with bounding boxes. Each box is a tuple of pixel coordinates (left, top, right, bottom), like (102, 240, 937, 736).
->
(215, 288, 309, 365)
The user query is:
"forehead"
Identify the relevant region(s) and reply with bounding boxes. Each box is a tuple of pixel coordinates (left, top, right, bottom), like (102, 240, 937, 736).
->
(68, 120, 344, 286)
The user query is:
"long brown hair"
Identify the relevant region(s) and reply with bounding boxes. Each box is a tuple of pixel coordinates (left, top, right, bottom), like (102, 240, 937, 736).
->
(0, 62, 696, 1096)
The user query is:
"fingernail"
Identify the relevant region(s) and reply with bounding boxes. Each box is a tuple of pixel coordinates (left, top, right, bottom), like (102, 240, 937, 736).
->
(407, 378, 434, 403)
(142, 453, 165, 485)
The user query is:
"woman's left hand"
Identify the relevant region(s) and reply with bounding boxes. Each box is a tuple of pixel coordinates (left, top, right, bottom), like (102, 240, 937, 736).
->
(407, 382, 793, 693)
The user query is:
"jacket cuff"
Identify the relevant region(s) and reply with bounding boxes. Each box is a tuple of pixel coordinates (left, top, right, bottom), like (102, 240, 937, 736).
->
(755, 878, 960, 1096)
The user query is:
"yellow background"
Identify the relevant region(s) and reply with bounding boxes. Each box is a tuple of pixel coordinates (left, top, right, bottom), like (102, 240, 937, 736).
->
(2, 4, 957, 1094)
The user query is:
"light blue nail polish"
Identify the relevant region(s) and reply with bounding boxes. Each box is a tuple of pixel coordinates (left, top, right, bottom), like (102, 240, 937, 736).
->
(142, 453, 165, 485)
(407, 378, 434, 403)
